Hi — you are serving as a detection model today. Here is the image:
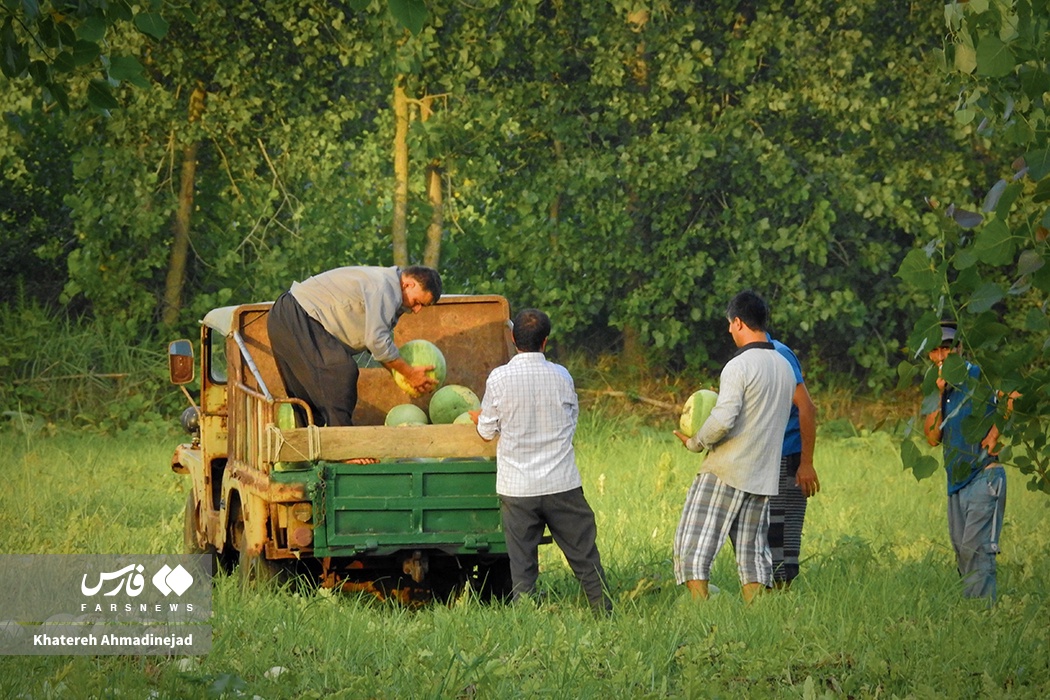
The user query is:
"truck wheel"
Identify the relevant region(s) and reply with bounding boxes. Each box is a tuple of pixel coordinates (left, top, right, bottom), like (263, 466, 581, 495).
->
(473, 558, 513, 603)
(184, 491, 226, 576)
(230, 502, 282, 585)
(183, 491, 218, 558)
(428, 562, 467, 604)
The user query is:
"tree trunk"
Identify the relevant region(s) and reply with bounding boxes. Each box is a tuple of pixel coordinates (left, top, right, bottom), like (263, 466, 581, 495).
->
(392, 78, 410, 267)
(549, 139, 563, 251)
(621, 323, 647, 372)
(161, 84, 205, 328)
(424, 162, 442, 268)
(421, 95, 442, 269)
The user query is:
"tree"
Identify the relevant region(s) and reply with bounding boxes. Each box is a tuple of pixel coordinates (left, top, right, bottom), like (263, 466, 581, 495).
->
(419, 1, 966, 380)
(0, 0, 167, 111)
(0, 0, 995, 394)
(897, 0, 1050, 494)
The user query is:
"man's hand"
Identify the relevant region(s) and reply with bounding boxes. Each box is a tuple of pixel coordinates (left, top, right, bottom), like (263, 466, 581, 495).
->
(672, 430, 690, 447)
(795, 462, 820, 498)
(401, 363, 438, 395)
(467, 409, 481, 425)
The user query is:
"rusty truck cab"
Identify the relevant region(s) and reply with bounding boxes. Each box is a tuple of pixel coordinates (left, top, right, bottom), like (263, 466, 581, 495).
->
(169, 295, 516, 600)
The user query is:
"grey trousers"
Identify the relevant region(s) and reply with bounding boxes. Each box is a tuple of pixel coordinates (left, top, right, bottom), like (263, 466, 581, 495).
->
(948, 465, 1006, 599)
(500, 487, 612, 613)
(267, 292, 360, 427)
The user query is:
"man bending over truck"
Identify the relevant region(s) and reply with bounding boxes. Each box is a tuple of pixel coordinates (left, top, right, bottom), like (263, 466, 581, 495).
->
(268, 265, 442, 428)
(471, 308, 613, 615)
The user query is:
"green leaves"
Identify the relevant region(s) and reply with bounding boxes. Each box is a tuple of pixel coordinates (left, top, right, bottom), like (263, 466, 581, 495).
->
(972, 219, 1015, 266)
(87, 79, 118, 111)
(1, 1, 167, 110)
(900, 0, 1050, 495)
(900, 438, 940, 482)
(108, 55, 148, 89)
(896, 249, 942, 291)
(1026, 148, 1050, 181)
(975, 36, 1015, 77)
(132, 12, 168, 40)
(1, 17, 28, 78)
(77, 14, 108, 42)
(388, 0, 426, 35)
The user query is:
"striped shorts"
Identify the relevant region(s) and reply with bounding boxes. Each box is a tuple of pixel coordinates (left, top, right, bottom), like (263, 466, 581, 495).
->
(673, 472, 772, 587)
(768, 452, 807, 583)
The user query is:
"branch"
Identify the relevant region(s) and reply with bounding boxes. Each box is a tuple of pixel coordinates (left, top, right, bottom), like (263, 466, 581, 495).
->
(13, 373, 129, 385)
(578, 388, 681, 412)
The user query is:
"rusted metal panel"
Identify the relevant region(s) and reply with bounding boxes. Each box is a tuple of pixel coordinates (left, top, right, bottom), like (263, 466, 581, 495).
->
(226, 462, 309, 502)
(170, 443, 199, 474)
(356, 295, 514, 426)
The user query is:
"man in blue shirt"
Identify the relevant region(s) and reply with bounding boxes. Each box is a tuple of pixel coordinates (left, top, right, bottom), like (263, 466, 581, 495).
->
(766, 334, 819, 588)
(923, 322, 1006, 599)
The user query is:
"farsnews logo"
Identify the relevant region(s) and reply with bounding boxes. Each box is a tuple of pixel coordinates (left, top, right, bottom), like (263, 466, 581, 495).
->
(152, 564, 194, 596)
(81, 563, 194, 598)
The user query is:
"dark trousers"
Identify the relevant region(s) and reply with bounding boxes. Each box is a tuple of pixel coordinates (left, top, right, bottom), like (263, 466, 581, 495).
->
(267, 292, 359, 427)
(768, 452, 807, 583)
(500, 487, 612, 613)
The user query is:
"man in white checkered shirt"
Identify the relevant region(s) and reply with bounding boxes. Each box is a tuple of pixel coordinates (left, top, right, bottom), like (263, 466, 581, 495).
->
(472, 308, 612, 614)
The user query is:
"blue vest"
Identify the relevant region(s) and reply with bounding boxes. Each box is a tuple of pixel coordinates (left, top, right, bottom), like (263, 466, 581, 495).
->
(941, 363, 997, 495)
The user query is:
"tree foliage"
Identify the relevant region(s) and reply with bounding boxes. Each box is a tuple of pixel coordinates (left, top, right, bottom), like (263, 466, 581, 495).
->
(0, 1, 1025, 428)
(0, 0, 167, 111)
(416, 1, 966, 379)
(896, 0, 1050, 494)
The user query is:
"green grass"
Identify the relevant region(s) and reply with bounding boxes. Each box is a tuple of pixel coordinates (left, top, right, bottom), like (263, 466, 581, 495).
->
(1, 411, 1048, 698)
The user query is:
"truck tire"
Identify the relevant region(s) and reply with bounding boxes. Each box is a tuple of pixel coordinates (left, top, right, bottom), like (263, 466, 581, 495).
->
(183, 491, 217, 557)
(427, 560, 468, 604)
(230, 500, 282, 585)
(473, 557, 513, 603)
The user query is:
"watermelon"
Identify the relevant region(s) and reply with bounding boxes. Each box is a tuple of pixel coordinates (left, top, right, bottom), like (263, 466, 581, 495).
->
(276, 402, 297, 430)
(429, 384, 481, 424)
(384, 403, 429, 426)
(392, 339, 447, 397)
(273, 403, 309, 471)
(453, 411, 475, 425)
(679, 389, 718, 436)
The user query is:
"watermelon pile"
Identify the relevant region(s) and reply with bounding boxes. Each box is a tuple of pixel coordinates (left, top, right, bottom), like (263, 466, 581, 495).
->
(428, 384, 481, 424)
(384, 403, 429, 426)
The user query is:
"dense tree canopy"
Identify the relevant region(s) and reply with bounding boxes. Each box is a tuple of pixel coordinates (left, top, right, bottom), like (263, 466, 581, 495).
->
(2, 1, 1039, 420)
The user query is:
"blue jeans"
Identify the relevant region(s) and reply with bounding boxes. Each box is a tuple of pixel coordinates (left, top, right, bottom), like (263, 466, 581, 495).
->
(947, 466, 1006, 599)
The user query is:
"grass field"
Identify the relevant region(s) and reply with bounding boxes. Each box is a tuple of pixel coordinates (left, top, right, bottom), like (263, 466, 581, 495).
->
(1, 409, 1048, 698)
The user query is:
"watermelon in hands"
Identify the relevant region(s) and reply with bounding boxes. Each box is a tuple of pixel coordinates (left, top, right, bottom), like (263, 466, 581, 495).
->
(680, 389, 718, 436)
(392, 339, 447, 397)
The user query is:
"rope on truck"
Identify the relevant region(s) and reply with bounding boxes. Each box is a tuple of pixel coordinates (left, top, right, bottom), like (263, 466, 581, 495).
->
(265, 422, 322, 463)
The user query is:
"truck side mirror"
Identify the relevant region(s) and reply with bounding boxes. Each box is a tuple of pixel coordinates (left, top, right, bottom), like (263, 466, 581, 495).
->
(168, 339, 195, 385)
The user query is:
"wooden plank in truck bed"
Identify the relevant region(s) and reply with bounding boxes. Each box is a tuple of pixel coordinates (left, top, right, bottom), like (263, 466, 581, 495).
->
(271, 424, 498, 463)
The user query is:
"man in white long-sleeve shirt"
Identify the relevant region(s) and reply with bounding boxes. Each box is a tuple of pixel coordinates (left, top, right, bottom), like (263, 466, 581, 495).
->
(673, 291, 795, 603)
(472, 308, 612, 614)
(267, 265, 442, 427)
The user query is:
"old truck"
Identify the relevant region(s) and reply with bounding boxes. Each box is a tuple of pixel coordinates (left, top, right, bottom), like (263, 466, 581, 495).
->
(167, 294, 515, 603)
